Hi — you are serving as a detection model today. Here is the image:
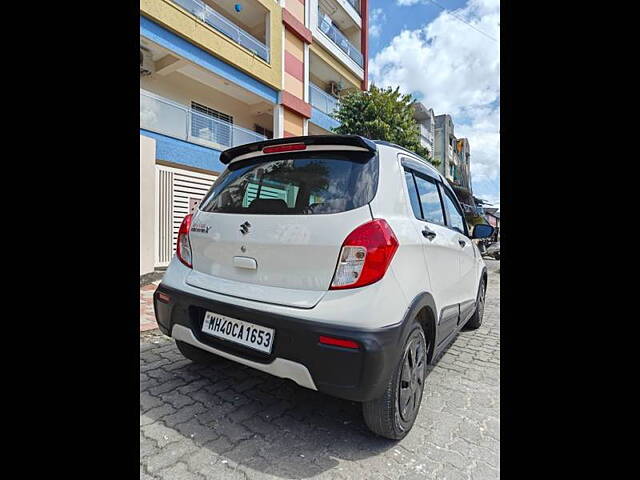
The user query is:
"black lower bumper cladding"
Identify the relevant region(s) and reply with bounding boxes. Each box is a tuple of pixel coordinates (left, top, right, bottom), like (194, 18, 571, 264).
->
(153, 284, 405, 402)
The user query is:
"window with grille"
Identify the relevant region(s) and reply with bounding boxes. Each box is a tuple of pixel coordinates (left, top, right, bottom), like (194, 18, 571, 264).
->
(190, 101, 234, 147)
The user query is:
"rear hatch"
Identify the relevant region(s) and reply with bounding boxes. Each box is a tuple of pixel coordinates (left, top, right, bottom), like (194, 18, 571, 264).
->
(186, 138, 379, 308)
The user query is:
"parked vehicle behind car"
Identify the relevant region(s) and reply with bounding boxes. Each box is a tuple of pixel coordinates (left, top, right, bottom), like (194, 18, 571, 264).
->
(154, 135, 494, 439)
(486, 241, 500, 260)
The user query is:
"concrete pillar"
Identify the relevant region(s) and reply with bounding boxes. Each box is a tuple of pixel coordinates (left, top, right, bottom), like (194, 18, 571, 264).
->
(273, 104, 285, 138)
(140, 135, 156, 276)
(281, 2, 312, 136)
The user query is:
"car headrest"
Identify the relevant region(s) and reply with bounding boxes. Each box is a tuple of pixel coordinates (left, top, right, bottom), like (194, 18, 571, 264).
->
(248, 198, 289, 213)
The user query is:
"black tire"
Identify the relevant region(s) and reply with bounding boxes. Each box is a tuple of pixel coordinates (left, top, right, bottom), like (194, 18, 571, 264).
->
(175, 340, 217, 363)
(362, 321, 428, 440)
(465, 278, 486, 330)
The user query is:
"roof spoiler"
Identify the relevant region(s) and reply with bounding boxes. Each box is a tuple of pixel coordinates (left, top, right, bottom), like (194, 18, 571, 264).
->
(219, 135, 378, 165)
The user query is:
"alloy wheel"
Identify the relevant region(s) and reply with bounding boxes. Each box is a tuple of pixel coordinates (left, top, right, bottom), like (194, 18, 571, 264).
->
(477, 285, 486, 322)
(398, 333, 427, 423)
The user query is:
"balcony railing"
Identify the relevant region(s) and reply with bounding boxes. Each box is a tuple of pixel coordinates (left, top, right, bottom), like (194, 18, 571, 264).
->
(317, 11, 364, 68)
(345, 0, 360, 13)
(309, 83, 340, 116)
(172, 0, 269, 62)
(140, 90, 266, 149)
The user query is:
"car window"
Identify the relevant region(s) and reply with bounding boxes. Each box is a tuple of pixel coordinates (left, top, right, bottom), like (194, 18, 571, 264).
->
(414, 174, 445, 225)
(440, 185, 466, 234)
(403, 170, 422, 219)
(199, 151, 378, 215)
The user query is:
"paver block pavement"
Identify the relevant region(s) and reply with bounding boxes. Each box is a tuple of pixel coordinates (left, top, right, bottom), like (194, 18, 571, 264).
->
(140, 260, 500, 479)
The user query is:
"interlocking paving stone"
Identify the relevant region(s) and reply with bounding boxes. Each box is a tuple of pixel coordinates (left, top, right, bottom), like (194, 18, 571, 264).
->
(140, 259, 500, 478)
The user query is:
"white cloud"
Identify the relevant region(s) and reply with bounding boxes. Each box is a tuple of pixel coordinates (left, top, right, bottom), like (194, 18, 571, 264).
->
(369, 8, 386, 38)
(370, 0, 500, 184)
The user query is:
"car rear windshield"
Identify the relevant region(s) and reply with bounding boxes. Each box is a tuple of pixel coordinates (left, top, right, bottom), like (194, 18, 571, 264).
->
(199, 151, 378, 215)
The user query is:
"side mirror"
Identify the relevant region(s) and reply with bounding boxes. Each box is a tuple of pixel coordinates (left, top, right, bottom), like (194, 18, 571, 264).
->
(472, 224, 495, 239)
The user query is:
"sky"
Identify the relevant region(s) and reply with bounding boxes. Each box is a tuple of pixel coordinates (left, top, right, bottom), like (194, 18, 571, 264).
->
(367, 0, 500, 209)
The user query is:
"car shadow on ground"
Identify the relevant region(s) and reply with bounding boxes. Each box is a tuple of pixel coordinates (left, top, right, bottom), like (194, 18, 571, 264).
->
(140, 335, 461, 479)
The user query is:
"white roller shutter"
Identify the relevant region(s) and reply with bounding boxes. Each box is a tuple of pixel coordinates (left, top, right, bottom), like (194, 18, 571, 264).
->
(155, 165, 217, 267)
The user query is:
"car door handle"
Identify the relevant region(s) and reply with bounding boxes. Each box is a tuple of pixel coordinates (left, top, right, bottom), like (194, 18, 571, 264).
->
(458, 239, 466, 248)
(422, 227, 437, 240)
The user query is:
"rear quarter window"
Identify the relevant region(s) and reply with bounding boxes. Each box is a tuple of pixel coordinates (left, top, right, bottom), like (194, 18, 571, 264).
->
(199, 151, 378, 215)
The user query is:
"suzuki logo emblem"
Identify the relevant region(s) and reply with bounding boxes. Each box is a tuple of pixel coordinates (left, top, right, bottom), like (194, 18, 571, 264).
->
(240, 221, 251, 235)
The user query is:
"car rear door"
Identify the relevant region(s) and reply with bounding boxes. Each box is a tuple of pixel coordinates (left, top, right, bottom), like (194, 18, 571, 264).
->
(402, 166, 462, 345)
(439, 183, 478, 321)
(185, 147, 378, 308)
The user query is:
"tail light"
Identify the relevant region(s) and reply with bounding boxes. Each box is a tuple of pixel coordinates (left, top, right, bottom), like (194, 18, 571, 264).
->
(330, 219, 399, 289)
(176, 214, 193, 268)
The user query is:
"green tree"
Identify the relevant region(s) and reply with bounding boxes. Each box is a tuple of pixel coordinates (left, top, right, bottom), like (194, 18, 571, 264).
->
(332, 85, 440, 167)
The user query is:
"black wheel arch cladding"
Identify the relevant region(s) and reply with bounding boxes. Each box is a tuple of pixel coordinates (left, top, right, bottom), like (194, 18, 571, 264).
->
(396, 291, 437, 365)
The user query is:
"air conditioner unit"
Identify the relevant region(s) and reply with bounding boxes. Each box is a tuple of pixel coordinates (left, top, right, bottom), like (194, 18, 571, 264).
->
(140, 47, 154, 76)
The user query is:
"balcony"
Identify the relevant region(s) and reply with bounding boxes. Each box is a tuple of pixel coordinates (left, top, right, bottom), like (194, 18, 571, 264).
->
(317, 11, 363, 68)
(140, 90, 266, 149)
(448, 145, 457, 162)
(309, 83, 340, 116)
(171, 0, 269, 62)
(420, 125, 434, 144)
(345, 0, 360, 13)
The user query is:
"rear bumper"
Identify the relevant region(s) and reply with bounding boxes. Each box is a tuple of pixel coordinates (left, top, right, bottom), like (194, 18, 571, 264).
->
(154, 284, 406, 402)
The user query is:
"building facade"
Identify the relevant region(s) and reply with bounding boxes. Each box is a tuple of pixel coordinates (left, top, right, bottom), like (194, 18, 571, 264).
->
(434, 113, 457, 182)
(455, 137, 471, 192)
(432, 113, 478, 216)
(139, 0, 369, 275)
(413, 102, 435, 158)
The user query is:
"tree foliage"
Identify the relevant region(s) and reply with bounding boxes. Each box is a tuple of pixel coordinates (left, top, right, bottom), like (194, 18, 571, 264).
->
(332, 85, 440, 167)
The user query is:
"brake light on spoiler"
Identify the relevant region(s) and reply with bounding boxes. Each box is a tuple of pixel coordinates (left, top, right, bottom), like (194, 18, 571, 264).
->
(263, 143, 306, 154)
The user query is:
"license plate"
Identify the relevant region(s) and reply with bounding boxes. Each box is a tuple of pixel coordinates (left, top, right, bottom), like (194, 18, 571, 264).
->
(201, 311, 275, 354)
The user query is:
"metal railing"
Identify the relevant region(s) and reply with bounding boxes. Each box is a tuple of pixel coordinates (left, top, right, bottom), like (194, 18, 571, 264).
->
(317, 11, 364, 67)
(172, 0, 269, 62)
(345, 0, 360, 13)
(140, 90, 266, 149)
(309, 83, 340, 116)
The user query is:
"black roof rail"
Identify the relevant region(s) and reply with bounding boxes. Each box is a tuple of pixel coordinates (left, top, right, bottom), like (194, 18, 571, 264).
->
(220, 135, 378, 165)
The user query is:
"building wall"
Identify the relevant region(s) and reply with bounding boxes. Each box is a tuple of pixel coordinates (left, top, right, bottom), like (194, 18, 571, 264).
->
(455, 138, 472, 192)
(140, 135, 157, 275)
(281, 0, 312, 136)
(141, 71, 272, 133)
(309, 0, 365, 80)
(309, 43, 361, 90)
(434, 114, 455, 178)
(140, 0, 283, 91)
(141, 129, 226, 172)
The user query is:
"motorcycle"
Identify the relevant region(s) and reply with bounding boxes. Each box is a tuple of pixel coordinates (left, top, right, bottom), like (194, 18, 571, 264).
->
(485, 242, 500, 260)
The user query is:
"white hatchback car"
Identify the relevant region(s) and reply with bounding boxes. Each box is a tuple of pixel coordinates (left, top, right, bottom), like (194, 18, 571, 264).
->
(154, 135, 494, 439)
